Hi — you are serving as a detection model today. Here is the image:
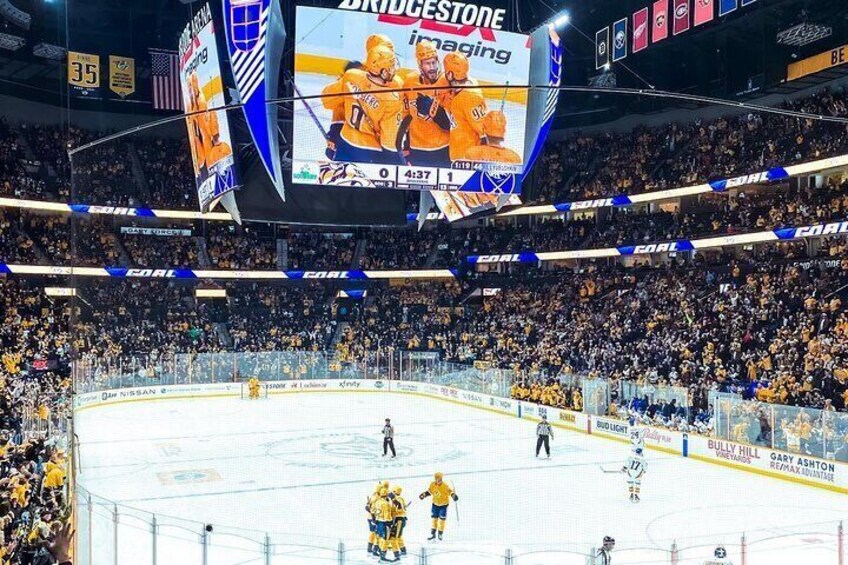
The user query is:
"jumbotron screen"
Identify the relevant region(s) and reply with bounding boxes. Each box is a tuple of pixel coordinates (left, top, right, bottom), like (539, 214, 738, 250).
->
(291, 5, 531, 193)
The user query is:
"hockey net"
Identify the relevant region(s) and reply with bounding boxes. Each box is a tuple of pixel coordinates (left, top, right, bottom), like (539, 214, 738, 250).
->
(239, 380, 269, 400)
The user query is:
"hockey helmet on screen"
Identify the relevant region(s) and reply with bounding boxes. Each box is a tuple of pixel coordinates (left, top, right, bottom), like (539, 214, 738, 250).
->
(365, 45, 397, 81)
(366, 33, 394, 53)
(434, 472, 443, 481)
(635, 448, 644, 455)
(482, 111, 507, 139)
(378, 487, 389, 497)
(381, 480, 390, 489)
(603, 536, 616, 550)
(393, 486, 402, 495)
(415, 40, 439, 62)
(714, 546, 727, 558)
(443, 52, 469, 82)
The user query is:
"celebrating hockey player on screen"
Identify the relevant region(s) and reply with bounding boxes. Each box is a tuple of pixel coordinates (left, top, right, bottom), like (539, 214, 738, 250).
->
(321, 34, 394, 160)
(323, 44, 405, 166)
(463, 110, 522, 165)
(438, 52, 489, 163)
(419, 472, 458, 541)
(366, 481, 409, 562)
(622, 448, 647, 503)
(401, 40, 452, 166)
(186, 71, 232, 178)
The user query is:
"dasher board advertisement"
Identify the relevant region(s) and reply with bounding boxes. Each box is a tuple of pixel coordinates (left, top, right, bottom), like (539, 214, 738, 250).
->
(291, 5, 530, 195)
(179, 3, 241, 213)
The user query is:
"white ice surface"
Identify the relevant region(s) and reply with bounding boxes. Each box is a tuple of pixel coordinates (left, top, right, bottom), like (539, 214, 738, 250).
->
(75, 392, 847, 565)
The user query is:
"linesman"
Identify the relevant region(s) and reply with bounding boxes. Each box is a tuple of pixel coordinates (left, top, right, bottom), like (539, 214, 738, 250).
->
(536, 415, 553, 458)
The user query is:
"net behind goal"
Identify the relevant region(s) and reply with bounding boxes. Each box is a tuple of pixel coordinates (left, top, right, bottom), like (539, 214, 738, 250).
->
(240, 380, 269, 400)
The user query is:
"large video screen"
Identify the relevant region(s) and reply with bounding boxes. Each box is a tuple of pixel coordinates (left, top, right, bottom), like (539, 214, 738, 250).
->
(179, 3, 240, 213)
(291, 6, 531, 193)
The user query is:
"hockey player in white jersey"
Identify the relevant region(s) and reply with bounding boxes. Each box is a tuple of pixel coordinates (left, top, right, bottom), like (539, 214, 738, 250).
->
(622, 448, 646, 503)
(628, 415, 646, 454)
(703, 546, 733, 565)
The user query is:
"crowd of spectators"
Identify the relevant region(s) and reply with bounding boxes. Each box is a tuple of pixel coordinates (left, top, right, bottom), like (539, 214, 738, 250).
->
(0, 279, 72, 564)
(534, 87, 848, 204)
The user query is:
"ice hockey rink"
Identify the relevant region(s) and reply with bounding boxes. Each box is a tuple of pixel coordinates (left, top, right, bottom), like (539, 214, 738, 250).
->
(75, 391, 847, 565)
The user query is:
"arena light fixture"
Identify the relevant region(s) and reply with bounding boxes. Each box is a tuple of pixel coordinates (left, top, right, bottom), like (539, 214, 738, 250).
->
(0, 0, 31, 30)
(776, 23, 832, 47)
(0, 32, 24, 51)
(552, 12, 570, 28)
(33, 42, 66, 60)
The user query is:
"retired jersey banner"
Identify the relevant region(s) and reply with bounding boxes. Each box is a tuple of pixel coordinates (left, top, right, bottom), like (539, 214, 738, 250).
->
(694, 0, 714, 26)
(653, 0, 669, 43)
(67, 51, 101, 98)
(719, 0, 737, 16)
(633, 8, 649, 53)
(673, 0, 690, 35)
(108, 55, 135, 98)
(596, 27, 610, 69)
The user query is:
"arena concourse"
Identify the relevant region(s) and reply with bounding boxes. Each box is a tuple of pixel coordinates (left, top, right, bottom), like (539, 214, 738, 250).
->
(2, 0, 848, 564)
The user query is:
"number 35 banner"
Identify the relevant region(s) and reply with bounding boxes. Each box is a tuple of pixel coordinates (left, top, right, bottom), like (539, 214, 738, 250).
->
(68, 51, 101, 98)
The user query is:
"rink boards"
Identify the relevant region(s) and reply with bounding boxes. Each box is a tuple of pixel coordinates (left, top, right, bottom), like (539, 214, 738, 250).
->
(73, 379, 848, 494)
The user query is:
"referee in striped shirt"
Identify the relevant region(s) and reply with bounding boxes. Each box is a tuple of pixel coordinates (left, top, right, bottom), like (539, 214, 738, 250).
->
(536, 415, 553, 458)
(382, 418, 396, 458)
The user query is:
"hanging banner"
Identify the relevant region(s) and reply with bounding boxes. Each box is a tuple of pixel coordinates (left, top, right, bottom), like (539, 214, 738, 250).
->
(653, 0, 669, 43)
(108, 55, 135, 98)
(67, 51, 101, 98)
(719, 0, 737, 16)
(633, 8, 649, 53)
(787, 44, 848, 81)
(694, 0, 715, 26)
(612, 18, 628, 62)
(673, 0, 691, 35)
(596, 27, 610, 69)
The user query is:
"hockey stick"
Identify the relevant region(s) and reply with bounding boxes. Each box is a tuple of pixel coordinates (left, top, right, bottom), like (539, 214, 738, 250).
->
(599, 466, 622, 474)
(291, 79, 330, 142)
(449, 480, 459, 523)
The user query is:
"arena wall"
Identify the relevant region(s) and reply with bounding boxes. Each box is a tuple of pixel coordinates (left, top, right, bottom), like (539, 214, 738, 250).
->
(73, 379, 848, 494)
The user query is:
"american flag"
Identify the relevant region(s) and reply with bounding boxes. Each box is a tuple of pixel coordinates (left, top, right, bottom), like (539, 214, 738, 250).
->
(150, 49, 183, 111)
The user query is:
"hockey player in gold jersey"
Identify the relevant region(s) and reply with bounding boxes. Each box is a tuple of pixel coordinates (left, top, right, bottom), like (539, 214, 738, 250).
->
(373, 487, 396, 562)
(419, 472, 458, 541)
(331, 45, 405, 165)
(462, 111, 522, 165)
(437, 53, 488, 163)
(366, 481, 390, 556)
(389, 486, 408, 558)
(401, 40, 452, 166)
(321, 34, 396, 160)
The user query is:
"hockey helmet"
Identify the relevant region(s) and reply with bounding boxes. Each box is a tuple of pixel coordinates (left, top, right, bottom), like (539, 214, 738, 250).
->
(603, 536, 616, 549)
(365, 45, 397, 80)
(443, 52, 469, 82)
(378, 487, 388, 497)
(381, 480, 390, 489)
(415, 40, 439, 62)
(635, 448, 644, 456)
(393, 486, 402, 495)
(434, 472, 443, 481)
(366, 34, 394, 53)
(714, 546, 727, 558)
